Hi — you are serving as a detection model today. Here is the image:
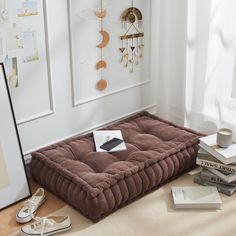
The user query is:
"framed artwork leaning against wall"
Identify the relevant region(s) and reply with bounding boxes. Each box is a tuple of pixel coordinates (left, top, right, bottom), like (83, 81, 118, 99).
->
(0, 62, 31, 210)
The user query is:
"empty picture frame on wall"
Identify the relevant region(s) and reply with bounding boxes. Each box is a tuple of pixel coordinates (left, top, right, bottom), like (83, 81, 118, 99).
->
(0, 62, 31, 210)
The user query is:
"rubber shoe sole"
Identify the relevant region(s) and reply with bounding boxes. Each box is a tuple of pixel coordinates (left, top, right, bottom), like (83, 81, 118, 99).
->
(20, 224, 72, 236)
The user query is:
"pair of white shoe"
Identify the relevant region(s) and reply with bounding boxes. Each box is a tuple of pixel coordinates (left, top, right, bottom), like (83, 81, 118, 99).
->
(16, 188, 71, 236)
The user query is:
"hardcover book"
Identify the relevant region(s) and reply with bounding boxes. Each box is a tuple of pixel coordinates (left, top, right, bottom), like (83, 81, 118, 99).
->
(199, 134, 236, 164)
(206, 167, 236, 183)
(93, 130, 127, 152)
(194, 173, 236, 196)
(200, 168, 236, 186)
(196, 148, 236, 174)
(171, 186, 222, 209)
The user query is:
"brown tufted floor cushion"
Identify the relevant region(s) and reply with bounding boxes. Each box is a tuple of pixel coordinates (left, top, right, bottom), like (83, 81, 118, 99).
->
(31, 111, 202, 221)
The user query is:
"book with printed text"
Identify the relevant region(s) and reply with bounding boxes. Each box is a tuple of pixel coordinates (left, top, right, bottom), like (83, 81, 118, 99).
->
(194, 173, 236, 196)
(206, 167, 236, 183)
(200, 168, 236, 186)
(196, 148, 236, 174)
(199, 134, 236, 164)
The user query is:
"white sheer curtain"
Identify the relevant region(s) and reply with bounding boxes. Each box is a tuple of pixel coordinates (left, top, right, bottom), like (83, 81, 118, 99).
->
(157, 0, 236, 135)
(186, 0, 236, 134)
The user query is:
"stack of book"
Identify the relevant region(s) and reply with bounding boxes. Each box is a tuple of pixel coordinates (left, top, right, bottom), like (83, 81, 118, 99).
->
(194, 134, 236, 196)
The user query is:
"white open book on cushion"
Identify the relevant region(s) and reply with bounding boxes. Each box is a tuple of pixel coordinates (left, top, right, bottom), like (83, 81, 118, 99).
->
(93, 130, 127, 152)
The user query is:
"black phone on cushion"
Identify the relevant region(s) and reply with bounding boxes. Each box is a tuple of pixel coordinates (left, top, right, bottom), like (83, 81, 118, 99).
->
(100, 137, 123, 151)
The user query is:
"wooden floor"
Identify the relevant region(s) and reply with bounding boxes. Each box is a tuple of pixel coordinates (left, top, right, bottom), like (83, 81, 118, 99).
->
(0, 180, 66, 236)
(2, 172, 236, 236)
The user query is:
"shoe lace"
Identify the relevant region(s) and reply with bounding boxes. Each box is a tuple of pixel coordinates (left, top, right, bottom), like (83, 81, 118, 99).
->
(31, 216, 55, 236)
(23, 196, 40, 217)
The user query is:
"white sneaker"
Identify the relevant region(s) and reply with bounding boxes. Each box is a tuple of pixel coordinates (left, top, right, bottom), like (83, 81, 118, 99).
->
(16, 188, 46, 224)
(20, 215, 72, 236)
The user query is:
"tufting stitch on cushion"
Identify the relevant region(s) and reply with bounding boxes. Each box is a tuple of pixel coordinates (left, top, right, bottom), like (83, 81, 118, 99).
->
(31, 111, 203, 221)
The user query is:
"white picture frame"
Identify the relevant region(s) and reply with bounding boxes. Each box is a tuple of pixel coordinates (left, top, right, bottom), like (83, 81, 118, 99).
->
(0, 62, 31, 210)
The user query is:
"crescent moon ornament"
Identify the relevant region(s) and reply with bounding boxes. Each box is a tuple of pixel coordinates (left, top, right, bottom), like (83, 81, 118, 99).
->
(96, 60, 107, 70)
(95, 0, 109, 92)
(96, 79, 107, 91)
(95, 9, 107, 18)
(97, 30, 110, 48)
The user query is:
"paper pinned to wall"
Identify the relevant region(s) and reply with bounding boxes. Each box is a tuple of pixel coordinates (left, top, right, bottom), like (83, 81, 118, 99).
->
(22, 29, 39, 63)
(4, 56, 18, 88)
(6, 27, 24, 57)
(0, 0, 52, 124)
(17, 0, 38, 17)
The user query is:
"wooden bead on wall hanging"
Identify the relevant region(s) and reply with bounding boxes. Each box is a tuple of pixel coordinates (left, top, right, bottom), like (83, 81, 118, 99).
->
(95, 0, 110, 91)
(119, 0, 144, 73)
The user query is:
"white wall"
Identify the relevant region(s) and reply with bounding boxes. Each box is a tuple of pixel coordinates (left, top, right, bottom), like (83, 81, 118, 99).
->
(156, 0, 188, 125)
(12, 0, 157, 162)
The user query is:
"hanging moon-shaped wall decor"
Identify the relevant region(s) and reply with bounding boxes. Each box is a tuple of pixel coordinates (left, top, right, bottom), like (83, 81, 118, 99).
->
(97, 30, 110, 48)
(95, 9, 107, 18)
(95, 0, 109, 91)
(96, 79, 107, 91)
(96, 60, 107, 70)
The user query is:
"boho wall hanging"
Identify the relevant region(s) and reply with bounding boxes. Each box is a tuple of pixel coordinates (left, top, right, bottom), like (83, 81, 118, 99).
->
(119, 0, 144, 73)
(95, 0, 110, 91)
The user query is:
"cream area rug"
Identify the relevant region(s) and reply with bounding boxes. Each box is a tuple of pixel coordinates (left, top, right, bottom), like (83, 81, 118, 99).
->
(11, 169, 236, 236)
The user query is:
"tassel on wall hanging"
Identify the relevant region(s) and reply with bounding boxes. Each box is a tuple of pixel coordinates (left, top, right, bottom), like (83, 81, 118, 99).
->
(119, 0, 144, 73)
(95, 0, 110, 91)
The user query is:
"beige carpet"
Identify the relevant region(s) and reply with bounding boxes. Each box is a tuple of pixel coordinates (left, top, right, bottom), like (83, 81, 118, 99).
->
(11, 169, 236, 236)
